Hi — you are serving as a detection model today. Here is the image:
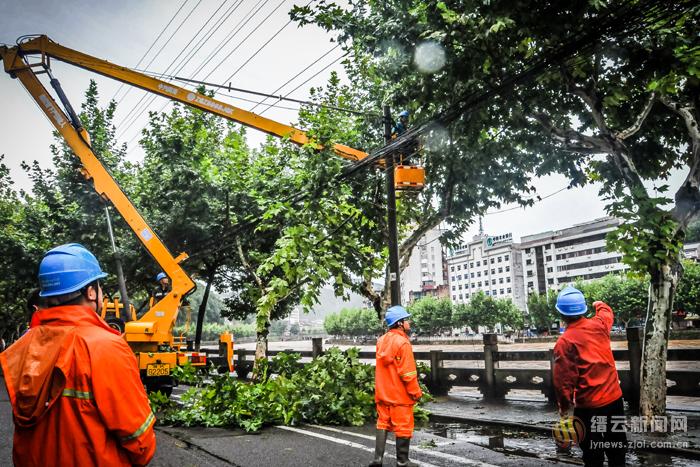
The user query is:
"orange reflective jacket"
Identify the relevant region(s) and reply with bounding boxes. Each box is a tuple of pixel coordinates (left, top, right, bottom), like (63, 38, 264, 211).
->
(375, 328, 422, 405)
(0, 305, 156, 466)
(553, 301, 623, 413)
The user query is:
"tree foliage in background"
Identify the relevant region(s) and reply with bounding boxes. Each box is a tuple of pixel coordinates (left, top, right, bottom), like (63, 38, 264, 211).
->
(408, 296, 453, 335)
(324, 307, 383, 337)
(675, 260, 700, 317)
(576, 274, 647, 326)
(526, 291, 559, 331)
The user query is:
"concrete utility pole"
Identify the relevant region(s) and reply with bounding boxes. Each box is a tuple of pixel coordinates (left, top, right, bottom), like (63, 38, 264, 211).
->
(384, 105, 401, 306)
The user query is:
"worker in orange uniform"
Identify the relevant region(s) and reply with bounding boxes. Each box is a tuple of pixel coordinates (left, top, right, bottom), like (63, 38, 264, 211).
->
(0, 243, 156, 466)
(553, 286, 626, 467)
(370, 305, 423, 467)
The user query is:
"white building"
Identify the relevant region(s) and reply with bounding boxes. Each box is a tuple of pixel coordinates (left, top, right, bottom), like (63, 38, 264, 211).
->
(519, 217, 627, 295)
(446, 233, 527, 311)
(400, 227, 448, 304)
(683, 242, 700, 261)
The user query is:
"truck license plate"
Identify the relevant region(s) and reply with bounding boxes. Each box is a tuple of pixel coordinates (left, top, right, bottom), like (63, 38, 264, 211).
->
(146, 363, 170, 377)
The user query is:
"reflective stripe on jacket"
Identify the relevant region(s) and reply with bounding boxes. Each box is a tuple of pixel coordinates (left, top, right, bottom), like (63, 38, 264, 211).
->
(553, 301, 623, 413)
(375, 328, 422, 405)
(0, 305, 156, 466)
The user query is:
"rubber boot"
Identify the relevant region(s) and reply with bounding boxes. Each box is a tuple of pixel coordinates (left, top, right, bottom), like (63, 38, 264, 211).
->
(368, 429, 388, 466)
(396, 437, 419, 467)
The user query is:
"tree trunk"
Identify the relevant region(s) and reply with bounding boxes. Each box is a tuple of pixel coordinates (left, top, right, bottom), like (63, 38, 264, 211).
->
(639, 259, 681, 418)
(253, 322, 270, 380)
(194, 267, 217, 351)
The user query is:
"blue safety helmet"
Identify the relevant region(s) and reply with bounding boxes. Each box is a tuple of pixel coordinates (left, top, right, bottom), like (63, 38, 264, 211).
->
(398, 110, 409, 119)
(155, 272, 167, 282)
(555, 286, 588, 316)
(38, 243, 108, 297)
(385, 305, 411, 327)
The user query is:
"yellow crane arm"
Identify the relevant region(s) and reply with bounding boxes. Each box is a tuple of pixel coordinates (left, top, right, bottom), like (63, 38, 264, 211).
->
(0, 58, 194, 345)
(3, 35, 368, 162)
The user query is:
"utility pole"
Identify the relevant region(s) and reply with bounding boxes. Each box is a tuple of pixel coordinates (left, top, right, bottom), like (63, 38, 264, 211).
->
(384, 105, 401, 306)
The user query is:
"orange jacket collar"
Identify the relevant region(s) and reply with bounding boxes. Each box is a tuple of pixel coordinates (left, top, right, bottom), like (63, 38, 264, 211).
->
(33, 305, 120, 335)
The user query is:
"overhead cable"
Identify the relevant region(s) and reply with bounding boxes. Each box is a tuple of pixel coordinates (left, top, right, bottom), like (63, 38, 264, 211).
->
(111, 0, 190, 103)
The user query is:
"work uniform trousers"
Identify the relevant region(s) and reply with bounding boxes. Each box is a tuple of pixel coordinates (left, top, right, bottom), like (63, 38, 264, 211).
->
(574, 397, 627, 467)
(376, 403, 414, 438)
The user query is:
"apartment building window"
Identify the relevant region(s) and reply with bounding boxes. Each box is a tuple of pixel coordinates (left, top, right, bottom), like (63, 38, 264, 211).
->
(476, 261, 481, 267)
(471, 272, 475, 278)
(457, 275, 462, 280)
(459, 294, 463, 299)
(526, 259, 532, 266)
(490, 258, 495, 264)
(485, 290, 490, 296)
(478, 281, 482, 287)
(500, 288, 504, 295)
(546, 255, 552, 261)
(505, 255, 509, 261)
(527, 271, 533, 277)
(527, 281, 534, 288)
(471, 283, 475, 289)
(451, 285, 455, 291)
(491, 268, 496, 274)
(505, 266, 510, 272)
(457, 265, 461, 271)
(506, 277, 511, 283)
(477, 272, 481, 277)
(498, 256, 502, 262)
(470, 262, 474, 268)
(465, 293, 470, 299)
(498, 267, 503, 273)
(547, 267, 553, 273)
(458, 285, 463, 290)
(557, 256, 621, 272)
(451, 276, 455, 281)
(450, 266, 454, 272)
(491, 279, 496, 285)
(548, 278, 554, 284)
(499, 278, 504, 284)
(453, 295, 457, 300)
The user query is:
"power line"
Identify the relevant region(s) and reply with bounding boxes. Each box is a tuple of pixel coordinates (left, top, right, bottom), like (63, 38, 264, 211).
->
(169, 73, 374, 116)
(117, 0, 228, 138)
(122, 0, 290, 150)
(189, 0, 265, 79)
(248, 44, 340, 112)
(115, 0, 205, 130)
(208, 0, 289, 93)
(259, 52, 346, 115)
(485, 186, 570, 215)
(117, 0, 240, 143)
(111, 0, 190, 104)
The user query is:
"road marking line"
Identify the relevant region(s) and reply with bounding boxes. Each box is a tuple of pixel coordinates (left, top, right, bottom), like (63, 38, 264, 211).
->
(307, 425, 498, 467)
(275, 425, 438, 467)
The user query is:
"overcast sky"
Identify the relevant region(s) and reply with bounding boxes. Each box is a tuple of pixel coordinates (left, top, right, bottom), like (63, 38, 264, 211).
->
(0, 0, 684, 245)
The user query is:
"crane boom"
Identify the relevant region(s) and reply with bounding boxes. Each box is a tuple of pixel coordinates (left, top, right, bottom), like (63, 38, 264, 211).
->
(2, 35, 368, 162)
